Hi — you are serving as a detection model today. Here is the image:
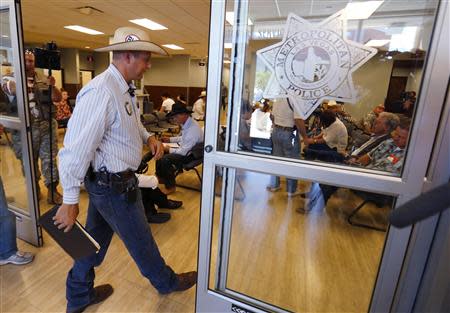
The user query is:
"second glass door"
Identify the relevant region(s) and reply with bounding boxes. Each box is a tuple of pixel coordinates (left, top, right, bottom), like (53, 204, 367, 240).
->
(197, 0, 448, 312)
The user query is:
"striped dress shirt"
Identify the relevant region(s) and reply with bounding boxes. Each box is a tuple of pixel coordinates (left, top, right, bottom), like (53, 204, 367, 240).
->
(58, 64, 151, 204)
(169, 117, 203, 156)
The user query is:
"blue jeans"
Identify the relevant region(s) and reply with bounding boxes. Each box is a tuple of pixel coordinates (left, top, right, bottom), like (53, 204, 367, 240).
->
(268, 127, 299, 193)
(66, 176, 178, 310)
(0, 176, 17, 259)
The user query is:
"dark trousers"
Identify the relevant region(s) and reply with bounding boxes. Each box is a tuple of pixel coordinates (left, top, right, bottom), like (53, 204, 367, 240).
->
(66, 176, 178, 310)
(155, 153, 193, 188)
(304, 143, 344, 163)
(141, 187, 169, 216)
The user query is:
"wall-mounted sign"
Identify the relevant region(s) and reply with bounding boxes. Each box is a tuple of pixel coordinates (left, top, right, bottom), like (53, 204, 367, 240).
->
(257, 11, 377, 119)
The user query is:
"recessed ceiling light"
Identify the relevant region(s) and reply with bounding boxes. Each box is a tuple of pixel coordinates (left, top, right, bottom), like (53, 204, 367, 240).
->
(162, 44, 184, 50)
(64, 25, 104, 35)
(85, 46, 91, 49)
(226, 12, 253, 26)
(344, 1, 384, 20)
(365, 39, 390, 47)
(224, 42, 233, 49)
(129, 18, 167, 30)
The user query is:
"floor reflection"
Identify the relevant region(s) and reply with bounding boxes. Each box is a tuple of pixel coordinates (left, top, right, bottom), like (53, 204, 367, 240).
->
(216, 170, 389, 312)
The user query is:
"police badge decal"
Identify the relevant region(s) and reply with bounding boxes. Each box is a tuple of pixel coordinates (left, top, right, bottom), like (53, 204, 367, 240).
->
(257, 10, 377, 119)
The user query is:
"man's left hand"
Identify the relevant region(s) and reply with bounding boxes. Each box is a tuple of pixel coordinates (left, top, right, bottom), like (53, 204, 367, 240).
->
(147, 136, 164, 160)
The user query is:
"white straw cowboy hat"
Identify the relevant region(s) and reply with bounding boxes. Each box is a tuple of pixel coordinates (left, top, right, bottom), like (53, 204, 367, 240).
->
(95, 27, 168, 56)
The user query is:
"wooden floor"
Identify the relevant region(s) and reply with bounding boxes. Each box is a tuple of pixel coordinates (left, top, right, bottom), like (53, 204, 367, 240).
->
(0, 130, 390, 313)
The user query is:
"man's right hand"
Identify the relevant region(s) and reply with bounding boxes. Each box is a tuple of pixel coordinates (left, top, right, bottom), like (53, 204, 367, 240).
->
(53, 203, 79, 233)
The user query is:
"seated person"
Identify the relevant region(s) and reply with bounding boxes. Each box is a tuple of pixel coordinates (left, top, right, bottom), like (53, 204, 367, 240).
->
(312, 112, 400, 208)
(361, 104, 385, 133)
(304, 109, 348, 162)
(156, 101, 204, 193)
(55, 89, 72, 127)
(160, 92, 175, 113)
(138, 174, 182, 223)
(356, 117, 410, 175)
(328, 100, 370, 147)
(348, 112, 399, 159)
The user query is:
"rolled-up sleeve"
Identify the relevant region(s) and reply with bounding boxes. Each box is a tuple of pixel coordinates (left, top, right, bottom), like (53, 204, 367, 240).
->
(58, 88, 114, 204)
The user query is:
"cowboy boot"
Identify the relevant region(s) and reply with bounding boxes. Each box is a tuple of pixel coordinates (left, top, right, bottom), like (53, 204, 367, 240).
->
(47, 183, 63, 205)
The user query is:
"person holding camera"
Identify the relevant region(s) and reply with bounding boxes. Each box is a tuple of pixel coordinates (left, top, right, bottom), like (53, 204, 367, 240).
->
(53, 27, 197, 313)
(1, 49, 63, 205)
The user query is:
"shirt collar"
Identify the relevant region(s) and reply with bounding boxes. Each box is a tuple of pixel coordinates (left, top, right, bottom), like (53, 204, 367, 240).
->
(108, 64, 132, 96)
(182, 116, 193, 130)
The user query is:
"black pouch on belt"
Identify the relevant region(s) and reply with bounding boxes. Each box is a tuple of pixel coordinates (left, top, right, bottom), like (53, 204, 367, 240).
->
(110, 171, 138, 204)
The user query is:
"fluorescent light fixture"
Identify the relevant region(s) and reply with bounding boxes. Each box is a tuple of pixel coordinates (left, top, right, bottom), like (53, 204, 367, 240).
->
(344, 1, 384, 20)
(84, 46, 91, 49)
(129, 18, 167, 30)
(224, 42, 233, 49)
(1, 35, 8, 38)
(365, 39, 390, 47)
(64, 25, 104, 35)
(224, 60, 231, 64)
(225, 12, 253, 26)
(162, 44, 184, 50)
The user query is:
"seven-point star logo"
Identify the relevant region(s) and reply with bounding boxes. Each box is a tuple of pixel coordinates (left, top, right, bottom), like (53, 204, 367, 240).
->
(257, 10, 377, 119)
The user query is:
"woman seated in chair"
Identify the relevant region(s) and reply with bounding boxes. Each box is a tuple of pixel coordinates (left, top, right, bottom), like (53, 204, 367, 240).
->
(303, 109, 348, 163)
(156, 101, 204, 194)
(55, 89, 72, 128)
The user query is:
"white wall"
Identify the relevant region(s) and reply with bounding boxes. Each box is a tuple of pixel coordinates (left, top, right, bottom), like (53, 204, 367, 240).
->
(143, 55, 207, 87)
(346, 54, 394, 120)
(78, 51, 95, 71)
(392, 66, 423, 93)
(189, 59, 207, 87)
(60, 48, 79, 84)
(144, 55, 190, 87)
(94, 52, 110, 77)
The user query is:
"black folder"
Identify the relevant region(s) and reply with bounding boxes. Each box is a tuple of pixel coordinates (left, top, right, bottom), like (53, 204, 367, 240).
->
(39, 205, 100, 260)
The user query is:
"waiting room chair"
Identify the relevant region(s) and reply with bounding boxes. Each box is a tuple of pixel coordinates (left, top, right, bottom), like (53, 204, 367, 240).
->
(347, 190, 393, 232)
(175, 142, 204, 192)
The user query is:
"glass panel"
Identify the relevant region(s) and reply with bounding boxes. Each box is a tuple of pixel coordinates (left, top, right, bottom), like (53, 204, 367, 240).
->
(219, 0, 439, 177)
(0, 129, 30, 214)
(0, 8, 19, 117)
(210, 167, 394, 312)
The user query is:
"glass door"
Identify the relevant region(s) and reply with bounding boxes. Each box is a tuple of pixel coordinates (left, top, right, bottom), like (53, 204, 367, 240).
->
(197, 0, 448, 312)
(0, 0, 41, 245)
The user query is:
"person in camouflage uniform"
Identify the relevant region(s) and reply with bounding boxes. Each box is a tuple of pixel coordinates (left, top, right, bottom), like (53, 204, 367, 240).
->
(1, 50, 62, 204)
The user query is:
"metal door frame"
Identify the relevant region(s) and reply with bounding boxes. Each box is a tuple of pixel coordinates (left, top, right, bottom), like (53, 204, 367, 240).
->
(197, 0, 449, 312)
(0, 0, 41, 246)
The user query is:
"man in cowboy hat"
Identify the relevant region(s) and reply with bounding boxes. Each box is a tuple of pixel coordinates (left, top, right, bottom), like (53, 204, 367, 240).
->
(156, 101, 204, 194)
(53, 27, 197, 313)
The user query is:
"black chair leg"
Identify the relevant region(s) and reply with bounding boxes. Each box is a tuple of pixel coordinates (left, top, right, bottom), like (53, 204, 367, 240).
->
(347, 200, 387, 232)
